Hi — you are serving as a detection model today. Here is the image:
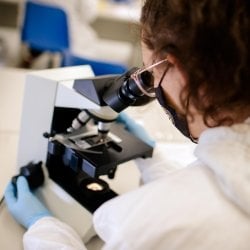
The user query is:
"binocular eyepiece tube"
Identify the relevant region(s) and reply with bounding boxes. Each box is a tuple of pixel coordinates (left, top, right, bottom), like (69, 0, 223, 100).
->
(73, 67, 155, 114)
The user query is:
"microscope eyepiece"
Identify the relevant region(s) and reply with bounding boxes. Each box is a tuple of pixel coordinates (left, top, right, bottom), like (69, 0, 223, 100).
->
(103, 67, 155, 112)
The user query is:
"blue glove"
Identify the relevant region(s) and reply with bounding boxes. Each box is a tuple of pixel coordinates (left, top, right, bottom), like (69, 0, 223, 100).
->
(117, 112, 156, 147)
(4, 176, 51, 229)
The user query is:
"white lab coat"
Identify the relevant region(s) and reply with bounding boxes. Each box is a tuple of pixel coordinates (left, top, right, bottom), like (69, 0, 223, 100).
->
(21, 0, 133, 65)
(23, 118, 250, 249)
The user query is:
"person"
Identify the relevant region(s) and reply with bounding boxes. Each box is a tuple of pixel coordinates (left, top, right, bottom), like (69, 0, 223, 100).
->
(19, 0, 134, 68)
(4, 0, 250, 249)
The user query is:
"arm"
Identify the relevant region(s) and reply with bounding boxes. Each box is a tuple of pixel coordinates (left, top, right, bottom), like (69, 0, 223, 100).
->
(23, 217, 87, 250)
(4, 176, 87, 250)
(134, 143, 183, 184)
(117, 112, 182, 183)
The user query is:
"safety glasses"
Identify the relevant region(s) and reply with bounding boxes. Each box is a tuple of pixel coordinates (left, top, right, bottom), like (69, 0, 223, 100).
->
(130, 58, 169, 98)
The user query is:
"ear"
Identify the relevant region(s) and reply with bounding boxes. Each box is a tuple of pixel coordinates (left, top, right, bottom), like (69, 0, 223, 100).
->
(166, 54, 188, 88)
(166, 54, 179, 66)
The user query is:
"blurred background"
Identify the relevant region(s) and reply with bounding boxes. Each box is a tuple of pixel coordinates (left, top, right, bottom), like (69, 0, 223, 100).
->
(0, 0, 142, 69)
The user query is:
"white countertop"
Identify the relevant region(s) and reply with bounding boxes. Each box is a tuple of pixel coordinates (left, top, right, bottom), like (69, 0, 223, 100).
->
(0, 67, 27, 196)
(0, 67, 28, 249)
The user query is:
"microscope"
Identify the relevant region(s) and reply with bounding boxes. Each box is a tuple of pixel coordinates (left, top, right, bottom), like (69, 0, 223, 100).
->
(16, 65, 154, 241)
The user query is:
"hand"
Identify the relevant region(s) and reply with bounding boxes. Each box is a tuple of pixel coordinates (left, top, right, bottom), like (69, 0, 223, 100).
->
(4, 176, 51, 229)
(117, 112, 156, 147)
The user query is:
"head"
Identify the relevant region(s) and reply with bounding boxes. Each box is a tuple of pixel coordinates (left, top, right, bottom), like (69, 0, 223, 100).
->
(140, 0, 250, 141)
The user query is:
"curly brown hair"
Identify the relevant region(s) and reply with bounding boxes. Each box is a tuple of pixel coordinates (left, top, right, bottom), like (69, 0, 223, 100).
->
(140, 0, 250, 126)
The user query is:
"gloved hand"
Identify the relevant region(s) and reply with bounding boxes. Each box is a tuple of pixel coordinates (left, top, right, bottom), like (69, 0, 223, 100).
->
(117, 112, 156, 147)
(4, 176, 51, 229)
